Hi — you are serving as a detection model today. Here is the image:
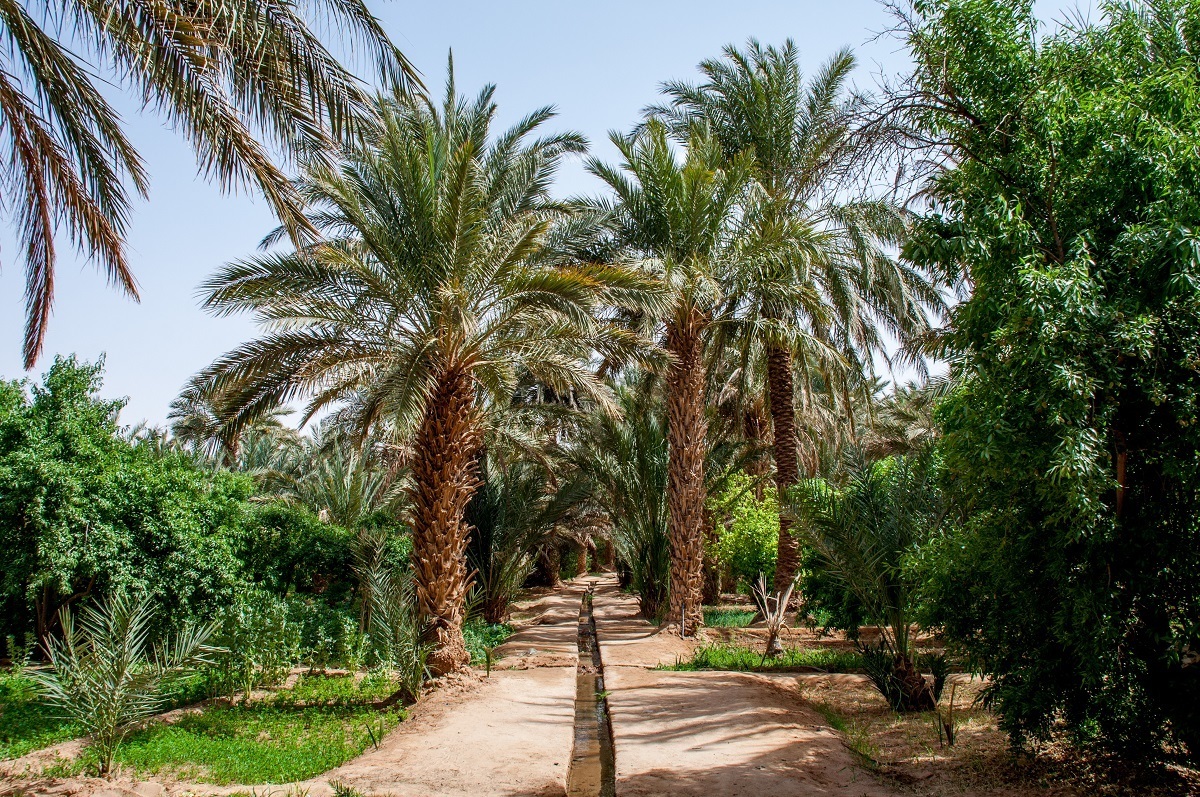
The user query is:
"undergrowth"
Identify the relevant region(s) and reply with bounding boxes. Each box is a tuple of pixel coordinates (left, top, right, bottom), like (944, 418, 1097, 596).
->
(702, 607, 757, 628)
(463, 619, 514, 665)
(111, 701, 404, 783)
(662, 644, 862, 672)
(814, 701, 879, 771)
(0, 672, 78, 760)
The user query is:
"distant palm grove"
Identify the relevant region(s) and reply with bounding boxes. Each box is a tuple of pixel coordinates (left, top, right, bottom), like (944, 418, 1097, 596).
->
(1, 0, 1198, 792)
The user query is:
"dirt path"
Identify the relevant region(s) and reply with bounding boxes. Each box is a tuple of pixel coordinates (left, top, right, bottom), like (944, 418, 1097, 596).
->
(591, 578, 898, 797)
(308, 581, 589, 797)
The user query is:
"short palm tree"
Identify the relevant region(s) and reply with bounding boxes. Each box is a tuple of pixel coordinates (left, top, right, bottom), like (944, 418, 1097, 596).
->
(583, 121, 754, 633)
(465, 456, 580, 623)
(791, 451, 941, 711)
(1, 0, 417, 367)
(189, 66, 653, 673)
(653, 40, 946, 590)
(564, 379, 671, 618)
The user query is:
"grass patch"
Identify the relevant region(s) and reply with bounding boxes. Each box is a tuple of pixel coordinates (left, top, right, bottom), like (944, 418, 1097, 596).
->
(0, 672, 78, 760)
(661, 644, 863, 673)
(463, 619, 514, 665)
(703, 607, 757, 627)
(279, 672, 397, 705)
(112, 701, 403, 784)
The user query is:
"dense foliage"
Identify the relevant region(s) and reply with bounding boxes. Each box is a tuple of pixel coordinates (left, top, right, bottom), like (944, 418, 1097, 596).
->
(0, 358, 249, 645)
(707, 472, 778, 592)
(0, 357, 393, 677)
(903, 0, 1200, 757)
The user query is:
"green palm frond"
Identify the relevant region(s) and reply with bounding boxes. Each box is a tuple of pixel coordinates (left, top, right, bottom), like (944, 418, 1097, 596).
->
(1, 0, 418, 367)
(188, 61, 658, 450)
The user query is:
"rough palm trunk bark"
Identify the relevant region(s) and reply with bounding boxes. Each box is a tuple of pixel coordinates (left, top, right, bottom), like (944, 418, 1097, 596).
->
(409, 365, 481, 676)
(766, 343, 802, 593)
(665, 309, 708, 635)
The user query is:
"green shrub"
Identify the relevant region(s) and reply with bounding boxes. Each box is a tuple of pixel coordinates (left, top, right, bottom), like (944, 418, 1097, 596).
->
(463, 619, 514, 665)
(709, 472, 778, 592)
(285, 597, 366, 671)
(208, 591, 300, 699)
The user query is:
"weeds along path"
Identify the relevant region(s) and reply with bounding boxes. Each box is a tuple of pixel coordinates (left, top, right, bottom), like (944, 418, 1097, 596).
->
(590, 578, 900, 797)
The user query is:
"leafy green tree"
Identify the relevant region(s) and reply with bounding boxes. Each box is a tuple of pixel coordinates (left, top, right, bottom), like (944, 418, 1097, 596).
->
(0, 357, 249, 648)
(188, 65, 654, 673)
(899, 0, 1200, 757)
(708, 472, 778, 593)
(0, 0, 417, 367)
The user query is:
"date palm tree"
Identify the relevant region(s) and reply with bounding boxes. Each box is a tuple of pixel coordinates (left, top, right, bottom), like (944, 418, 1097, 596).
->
(187, 65, 653, 673)
(583, 121, 753, 633)
(652, 40, 946, 590)
(1, 0, 418, 367)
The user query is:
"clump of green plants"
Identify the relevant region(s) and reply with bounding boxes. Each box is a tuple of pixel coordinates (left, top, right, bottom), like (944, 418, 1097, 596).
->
(664, 644, 861, 673)
(27, 593, 216, 776)
(463, 619, 514, 666)
(708, 473, 778, 593)
(702, 607, 756, 628)
(208, 591, 300, 700)
(275, 672, 397, 706)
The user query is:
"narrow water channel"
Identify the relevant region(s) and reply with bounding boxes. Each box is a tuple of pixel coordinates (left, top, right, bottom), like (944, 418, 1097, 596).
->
(566, 584, 616, 797)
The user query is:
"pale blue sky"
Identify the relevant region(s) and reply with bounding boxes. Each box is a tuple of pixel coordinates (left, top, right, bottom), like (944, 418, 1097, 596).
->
(0, 0, 1091, 425)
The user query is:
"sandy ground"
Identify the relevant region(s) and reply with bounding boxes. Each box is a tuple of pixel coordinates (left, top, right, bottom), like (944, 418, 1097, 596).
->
(590, 578, 898, 797)
(313, 667, 574, 797)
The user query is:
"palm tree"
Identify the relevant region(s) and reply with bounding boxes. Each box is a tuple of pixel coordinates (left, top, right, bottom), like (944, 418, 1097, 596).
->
(187, 65, 653, 673)
(465, 456, 581, 623)
(563, 379, 671, 618)
(583, 121, 754, 633)
(791, 450, 941, 711)
(652, 40, 946, 590)
(2, 0, 418, 368)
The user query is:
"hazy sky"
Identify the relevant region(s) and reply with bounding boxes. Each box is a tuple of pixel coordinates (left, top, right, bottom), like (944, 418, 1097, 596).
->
(0, 0, 1092, 425)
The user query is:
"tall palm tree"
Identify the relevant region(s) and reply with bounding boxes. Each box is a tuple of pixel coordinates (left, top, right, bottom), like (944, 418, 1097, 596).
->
(187, 66, 653, 673)
(583, 121, 753, 633)
(653, 40, 946, 590)
(1, 0, 418, 368)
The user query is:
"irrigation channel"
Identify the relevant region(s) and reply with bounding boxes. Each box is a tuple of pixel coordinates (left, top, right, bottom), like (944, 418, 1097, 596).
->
(566, 584, 616, 797)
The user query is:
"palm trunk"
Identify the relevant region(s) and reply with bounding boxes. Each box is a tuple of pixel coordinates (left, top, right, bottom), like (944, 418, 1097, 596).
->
(766, 343, 802, 592)
(665, 309, 708, 635)
(409, 365, 481, 676)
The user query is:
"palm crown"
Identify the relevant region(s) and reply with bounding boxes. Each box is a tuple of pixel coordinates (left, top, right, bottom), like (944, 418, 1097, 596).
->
(652, 40, 946, 589)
